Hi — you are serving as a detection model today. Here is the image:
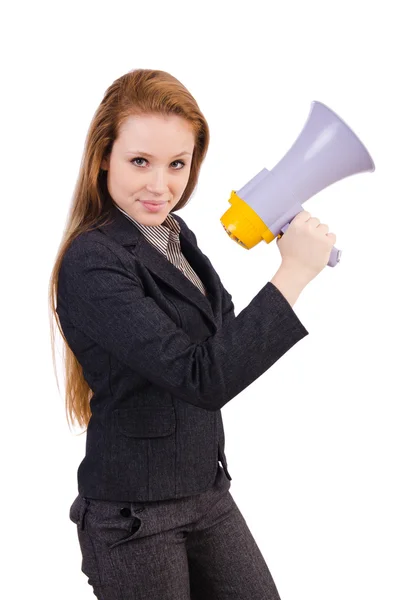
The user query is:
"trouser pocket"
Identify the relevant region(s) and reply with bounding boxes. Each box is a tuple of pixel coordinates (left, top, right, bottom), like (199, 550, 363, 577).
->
(80, 497, 145, 549)
(69, 494, 90, 530)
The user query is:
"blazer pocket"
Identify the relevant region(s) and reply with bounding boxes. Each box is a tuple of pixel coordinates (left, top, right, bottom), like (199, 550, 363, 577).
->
(114, 406, 176, 438)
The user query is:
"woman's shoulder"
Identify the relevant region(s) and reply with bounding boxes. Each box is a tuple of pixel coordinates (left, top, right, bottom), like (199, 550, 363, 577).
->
(64, 228, 110, 255)
(62, 228, 129, 274)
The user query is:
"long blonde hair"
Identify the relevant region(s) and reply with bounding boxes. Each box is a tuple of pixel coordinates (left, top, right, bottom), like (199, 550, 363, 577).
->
(48, 69, 210, 434)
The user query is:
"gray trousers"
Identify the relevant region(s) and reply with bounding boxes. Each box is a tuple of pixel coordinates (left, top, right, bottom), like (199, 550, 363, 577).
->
(69, 464, 282, 599)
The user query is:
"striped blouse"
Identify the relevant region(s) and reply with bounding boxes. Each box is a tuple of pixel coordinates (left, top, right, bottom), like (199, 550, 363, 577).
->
(114, 204, 207, 297)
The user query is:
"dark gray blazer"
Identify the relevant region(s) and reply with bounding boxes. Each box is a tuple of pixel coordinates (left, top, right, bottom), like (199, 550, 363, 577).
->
(56, 202, 309, 502)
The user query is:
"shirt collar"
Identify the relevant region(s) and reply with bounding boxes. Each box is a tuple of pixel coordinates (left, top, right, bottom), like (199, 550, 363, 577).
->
(114, 204, 181, 257)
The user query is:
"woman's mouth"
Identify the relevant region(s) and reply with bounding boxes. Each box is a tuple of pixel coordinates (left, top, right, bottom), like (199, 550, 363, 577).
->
(139, 200, 167, 213)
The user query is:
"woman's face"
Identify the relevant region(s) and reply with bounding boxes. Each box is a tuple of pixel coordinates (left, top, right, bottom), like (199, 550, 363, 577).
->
(101, 113, 195, 225)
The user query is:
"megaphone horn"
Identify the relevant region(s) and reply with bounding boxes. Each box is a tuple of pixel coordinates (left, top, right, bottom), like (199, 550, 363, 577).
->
(220, 101, 375, 267)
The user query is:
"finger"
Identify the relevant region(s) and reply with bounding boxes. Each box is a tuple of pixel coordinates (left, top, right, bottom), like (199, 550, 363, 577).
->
(308, 217, 321, 228)
(294, 210, 311, 223)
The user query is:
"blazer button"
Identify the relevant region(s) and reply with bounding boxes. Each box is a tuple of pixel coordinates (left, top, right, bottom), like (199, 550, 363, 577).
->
(120, 507, 131, 517)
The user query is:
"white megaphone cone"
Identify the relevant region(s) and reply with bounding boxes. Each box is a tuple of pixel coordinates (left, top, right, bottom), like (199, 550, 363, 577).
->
(220, 101, 375, 266)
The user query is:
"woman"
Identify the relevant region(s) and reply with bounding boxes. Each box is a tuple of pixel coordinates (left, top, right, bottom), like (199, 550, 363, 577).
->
(49, 68, 336, 599)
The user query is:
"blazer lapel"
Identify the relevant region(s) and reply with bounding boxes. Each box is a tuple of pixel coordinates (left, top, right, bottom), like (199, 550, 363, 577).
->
(97, 204, 222, 328)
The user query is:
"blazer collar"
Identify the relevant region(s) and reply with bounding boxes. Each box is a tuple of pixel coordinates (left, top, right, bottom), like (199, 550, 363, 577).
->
(97, 203, 222, 329)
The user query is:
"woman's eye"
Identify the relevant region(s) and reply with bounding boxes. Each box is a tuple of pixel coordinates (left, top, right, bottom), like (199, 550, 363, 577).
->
(130, 157, 185, 169)
(171, 160, 185, 169)
(131, 157, 146, 167)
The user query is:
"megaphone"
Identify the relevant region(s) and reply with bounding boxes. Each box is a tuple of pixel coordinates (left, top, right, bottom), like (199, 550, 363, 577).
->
(220, 101, 375, 267)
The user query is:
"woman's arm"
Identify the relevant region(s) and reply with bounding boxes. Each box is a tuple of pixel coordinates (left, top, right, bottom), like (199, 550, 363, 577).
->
(270, 264, 309, 308)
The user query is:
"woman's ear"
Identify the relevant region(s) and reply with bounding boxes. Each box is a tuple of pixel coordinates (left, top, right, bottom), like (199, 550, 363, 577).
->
(101, 156, 109, 170)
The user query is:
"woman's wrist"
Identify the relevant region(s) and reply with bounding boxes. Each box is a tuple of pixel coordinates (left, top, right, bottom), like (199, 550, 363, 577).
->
(270, 262, 311, 307)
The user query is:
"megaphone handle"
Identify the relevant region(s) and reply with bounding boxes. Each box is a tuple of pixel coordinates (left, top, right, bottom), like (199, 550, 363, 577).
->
(279, 223, 341, 267)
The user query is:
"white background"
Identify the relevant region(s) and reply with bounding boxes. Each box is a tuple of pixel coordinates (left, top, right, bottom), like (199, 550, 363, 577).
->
(2, 1, 396, 598)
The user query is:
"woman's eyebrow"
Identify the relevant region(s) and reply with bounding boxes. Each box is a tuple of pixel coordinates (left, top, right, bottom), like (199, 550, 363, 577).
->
(125, 150, 192, 158)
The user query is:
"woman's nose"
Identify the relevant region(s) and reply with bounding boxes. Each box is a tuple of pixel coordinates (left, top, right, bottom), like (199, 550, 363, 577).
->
(146, 169, 169, 194)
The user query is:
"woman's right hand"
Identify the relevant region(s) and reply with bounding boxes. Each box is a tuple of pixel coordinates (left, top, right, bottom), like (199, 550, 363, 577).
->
(276, 210, 337, 284)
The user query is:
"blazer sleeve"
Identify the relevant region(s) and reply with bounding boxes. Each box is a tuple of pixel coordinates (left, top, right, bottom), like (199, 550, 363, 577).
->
(58, 237, 309, 411)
